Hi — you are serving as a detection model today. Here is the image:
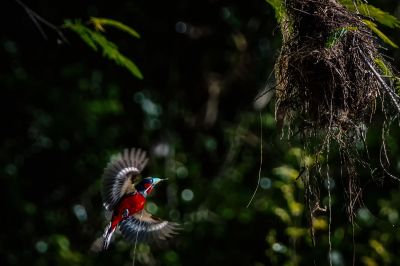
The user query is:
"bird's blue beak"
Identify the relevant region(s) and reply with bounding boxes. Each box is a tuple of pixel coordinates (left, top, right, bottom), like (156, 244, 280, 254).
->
(152, 177, 165, 185)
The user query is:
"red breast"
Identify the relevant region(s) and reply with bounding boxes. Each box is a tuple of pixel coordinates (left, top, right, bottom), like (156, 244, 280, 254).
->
(116, 192, 146, 216)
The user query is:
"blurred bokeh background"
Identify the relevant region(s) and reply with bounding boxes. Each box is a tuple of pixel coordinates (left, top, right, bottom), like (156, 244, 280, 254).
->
(2, 0, 400, 265)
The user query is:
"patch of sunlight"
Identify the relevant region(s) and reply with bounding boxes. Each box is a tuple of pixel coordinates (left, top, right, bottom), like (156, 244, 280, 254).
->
(289, 201, 303, 216)
(369, 239, 389, 261)
(272, 242, 287, 253)
(312, 217, 327, 230)
(361, 256, 378, 266)
(273, 165, 299, 180)
(273, 207, 291, 223)
(285, 227, 307, 239)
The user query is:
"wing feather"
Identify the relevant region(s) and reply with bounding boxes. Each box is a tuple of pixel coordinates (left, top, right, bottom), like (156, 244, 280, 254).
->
(119, 210, 180, 244)
(102, 148, 149, 211)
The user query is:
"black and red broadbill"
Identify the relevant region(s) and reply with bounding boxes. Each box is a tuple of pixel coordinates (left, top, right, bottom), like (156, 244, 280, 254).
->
(92, 148, 180, 251)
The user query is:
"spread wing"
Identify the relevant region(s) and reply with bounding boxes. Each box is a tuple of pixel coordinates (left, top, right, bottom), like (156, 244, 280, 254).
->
(119, 210, 180, 243)
(102, 148, 149, 211)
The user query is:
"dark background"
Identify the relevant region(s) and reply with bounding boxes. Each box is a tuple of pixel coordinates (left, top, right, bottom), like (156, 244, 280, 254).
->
(2, 0, 400, 265)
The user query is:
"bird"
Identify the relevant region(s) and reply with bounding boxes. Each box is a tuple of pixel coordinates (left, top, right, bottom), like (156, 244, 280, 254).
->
(93, 148, 179, 251)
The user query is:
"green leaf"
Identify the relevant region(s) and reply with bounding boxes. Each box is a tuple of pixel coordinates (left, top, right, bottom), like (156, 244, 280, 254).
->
(374, 57, 391, 76)
(363, 20, 398, 48)
(265, 0, 286, 23)
(340, 0, 400, 29)
(374, 57, 400, 95)
(64, 19, 98, 51)
(90, 17, 141, 39)
(325, 26, 357, 48)
(64, 20, 143, 79)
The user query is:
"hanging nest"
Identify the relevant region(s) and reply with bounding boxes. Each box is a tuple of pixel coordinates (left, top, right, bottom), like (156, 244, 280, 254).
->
(276, 0, 384, 130)
(274, 0, 400, 219)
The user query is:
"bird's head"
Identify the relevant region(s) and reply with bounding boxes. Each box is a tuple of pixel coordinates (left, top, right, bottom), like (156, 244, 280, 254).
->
(136, 177, 165, 197)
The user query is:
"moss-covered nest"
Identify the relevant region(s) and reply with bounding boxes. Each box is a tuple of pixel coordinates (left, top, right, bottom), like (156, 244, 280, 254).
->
(277, 0, 387, 129)
(274, 0, 400, 218)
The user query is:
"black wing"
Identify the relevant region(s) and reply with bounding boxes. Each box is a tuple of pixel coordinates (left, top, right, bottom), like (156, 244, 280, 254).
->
(119, 210, 180, 243)
(102, 148, 149, 211)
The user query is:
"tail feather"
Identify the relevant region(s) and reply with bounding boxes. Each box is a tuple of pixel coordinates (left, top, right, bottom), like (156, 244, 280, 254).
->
(91, 223, 116, 252)
(102, 222, 116, 251)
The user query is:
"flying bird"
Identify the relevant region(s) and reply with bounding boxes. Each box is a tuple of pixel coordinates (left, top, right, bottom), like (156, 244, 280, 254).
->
(93, 148, 179, 251)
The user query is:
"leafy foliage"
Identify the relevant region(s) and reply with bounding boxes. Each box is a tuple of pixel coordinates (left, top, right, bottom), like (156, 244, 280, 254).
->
(339, 0, 400, 29)
(325, 26, 357, 48)
(90, 17, 141, 39)
(339, 0, 400, 48)
(64, 20, 143, 79)
(266, 0, 400, 48)
(375, 57, 400, 94)
(265, 0, 286, 23)
(363, 19, 398, 48)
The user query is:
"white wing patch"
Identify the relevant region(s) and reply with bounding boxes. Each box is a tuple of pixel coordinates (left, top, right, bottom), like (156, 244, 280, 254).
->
(115, 167, 139, 180)
(102, 148, 148, 211)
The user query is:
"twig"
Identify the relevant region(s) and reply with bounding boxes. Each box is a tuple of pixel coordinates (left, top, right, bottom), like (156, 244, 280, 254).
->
(246, 111, 263, 208)
(358, 48, 400, 113)
(132, 210, 144, 266)
(14, 0, 68, 43)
